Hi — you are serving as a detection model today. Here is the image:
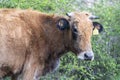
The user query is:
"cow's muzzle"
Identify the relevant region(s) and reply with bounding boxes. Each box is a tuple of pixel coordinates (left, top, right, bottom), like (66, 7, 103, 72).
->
(78, 51, 94, 61)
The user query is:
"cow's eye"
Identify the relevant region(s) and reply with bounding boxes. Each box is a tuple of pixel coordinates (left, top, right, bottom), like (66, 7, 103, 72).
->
(72, 22, 78, 40)
(73, 26, 77, 33)
(72, 22, 78, 33)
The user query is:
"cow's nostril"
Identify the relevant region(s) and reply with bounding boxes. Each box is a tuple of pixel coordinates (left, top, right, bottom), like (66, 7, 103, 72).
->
(84, 53, 89, 58)
(84, 53, 93, 60)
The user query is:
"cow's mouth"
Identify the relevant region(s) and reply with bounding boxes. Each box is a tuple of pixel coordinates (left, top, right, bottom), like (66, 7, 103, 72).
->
(77, 51, 94, 61)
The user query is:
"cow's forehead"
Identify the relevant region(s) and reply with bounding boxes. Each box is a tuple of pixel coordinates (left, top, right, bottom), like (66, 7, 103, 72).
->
(69, 12, 93, 31)
(68, 12, 92, 19)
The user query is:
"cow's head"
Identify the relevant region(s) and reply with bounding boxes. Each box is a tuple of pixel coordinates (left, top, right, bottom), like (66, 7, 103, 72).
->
(57, 12, 103, 61)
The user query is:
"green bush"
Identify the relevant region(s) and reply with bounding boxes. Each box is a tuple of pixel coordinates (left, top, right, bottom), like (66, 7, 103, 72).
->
(0, 0, 120, 80)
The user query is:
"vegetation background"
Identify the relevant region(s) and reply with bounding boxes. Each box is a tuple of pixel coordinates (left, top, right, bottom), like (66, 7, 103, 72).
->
(0, 0, 120, 80)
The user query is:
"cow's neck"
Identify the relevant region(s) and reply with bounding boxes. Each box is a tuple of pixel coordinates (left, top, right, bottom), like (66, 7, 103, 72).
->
(63, 30, 72, 50)
(56, 29, 73, 58)
(39, 14, 72, 57)
(48, 30, 70, 58)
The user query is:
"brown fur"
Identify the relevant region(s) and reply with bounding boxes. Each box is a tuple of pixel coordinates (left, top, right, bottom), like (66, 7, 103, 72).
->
(0, 9, 72, 80)
(0, 9, 97, 80)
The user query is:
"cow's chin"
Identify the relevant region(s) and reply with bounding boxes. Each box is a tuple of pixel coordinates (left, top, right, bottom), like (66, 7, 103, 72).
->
(43, 59, 60, 75)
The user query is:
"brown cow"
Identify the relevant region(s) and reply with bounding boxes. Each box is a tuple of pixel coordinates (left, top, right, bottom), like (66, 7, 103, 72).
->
(0, 9, 103, 80)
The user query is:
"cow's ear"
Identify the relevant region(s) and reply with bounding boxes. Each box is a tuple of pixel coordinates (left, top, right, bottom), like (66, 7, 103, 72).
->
(57, 18, 70, 31)
(93, 22, 103, 35)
